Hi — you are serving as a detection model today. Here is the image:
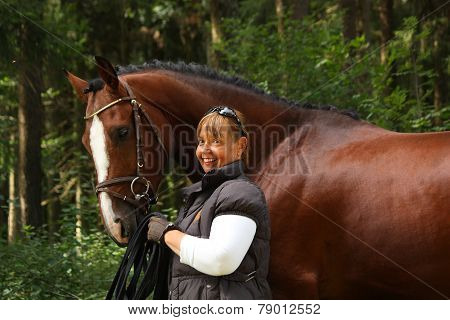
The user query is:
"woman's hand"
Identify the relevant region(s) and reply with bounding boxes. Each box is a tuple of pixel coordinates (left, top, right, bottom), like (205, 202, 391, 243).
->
(147, 214, 184, 256)
(147, 214, 170, 242)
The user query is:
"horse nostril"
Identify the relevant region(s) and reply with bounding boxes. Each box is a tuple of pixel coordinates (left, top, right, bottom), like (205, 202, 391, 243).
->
(121, 223, 129, 238)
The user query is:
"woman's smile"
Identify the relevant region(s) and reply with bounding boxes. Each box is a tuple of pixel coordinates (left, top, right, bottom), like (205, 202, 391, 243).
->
(199, 150, 223, 171)
(202, 157, 217, 164)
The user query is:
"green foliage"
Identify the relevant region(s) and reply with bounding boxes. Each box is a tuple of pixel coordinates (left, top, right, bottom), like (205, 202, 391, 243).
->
(0, 228, 124, 299)
(219, 9, 449, 132)
(0, 176, 124, 300)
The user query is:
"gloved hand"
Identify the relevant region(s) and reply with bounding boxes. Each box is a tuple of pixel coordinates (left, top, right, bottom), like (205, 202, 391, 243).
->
(147, 213, 178, 243)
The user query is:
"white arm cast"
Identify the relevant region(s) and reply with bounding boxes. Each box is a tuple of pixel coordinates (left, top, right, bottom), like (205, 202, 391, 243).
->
(179, 215, 257, 276)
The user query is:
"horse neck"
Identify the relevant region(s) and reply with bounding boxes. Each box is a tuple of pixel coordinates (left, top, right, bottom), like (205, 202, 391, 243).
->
(125, 72, 374, 173)
(125, 72, 301, 125)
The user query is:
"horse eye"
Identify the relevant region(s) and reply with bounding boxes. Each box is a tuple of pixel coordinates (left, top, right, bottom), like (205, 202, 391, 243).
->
(117, 127, 129, 139)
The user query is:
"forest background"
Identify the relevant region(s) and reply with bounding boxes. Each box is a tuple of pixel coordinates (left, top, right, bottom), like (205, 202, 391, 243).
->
(0, 0, 448, 299)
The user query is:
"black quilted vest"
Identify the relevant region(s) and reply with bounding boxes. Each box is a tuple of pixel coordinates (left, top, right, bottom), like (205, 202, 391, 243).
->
(168, 160, 271, 300)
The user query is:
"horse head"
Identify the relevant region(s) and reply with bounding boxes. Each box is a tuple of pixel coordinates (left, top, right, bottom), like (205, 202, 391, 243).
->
(65, 56, 168, 246)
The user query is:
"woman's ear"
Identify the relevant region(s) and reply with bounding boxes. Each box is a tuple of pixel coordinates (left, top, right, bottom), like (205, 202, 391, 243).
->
(238, 136, 248, 155)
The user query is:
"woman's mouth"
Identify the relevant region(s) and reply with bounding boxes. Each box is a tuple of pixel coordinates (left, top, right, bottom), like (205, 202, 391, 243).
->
(202, 157, 217, 165)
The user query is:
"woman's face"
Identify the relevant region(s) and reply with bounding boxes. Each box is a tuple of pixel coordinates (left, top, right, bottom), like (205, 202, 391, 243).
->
(196, 126, 246, 173)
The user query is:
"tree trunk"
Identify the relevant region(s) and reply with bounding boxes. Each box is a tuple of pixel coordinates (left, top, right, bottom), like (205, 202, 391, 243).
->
(340, 0, 358, 42)
(8, 164, 19, 244)
(18, 20, 44, 230)
(378, 0, 394, 64)
(291, 0, 309, 20)
(360, 0, 372, 43)
(431, 6, 448, 127)
(274, 0, 289, 94)
(411, 31, 421, 111)
(75, 177, 82, 256)
(275, 0, 285, 36)
(47, 188, 61, 243)
(7, 131, 19, 243)
(208, 0, 224, 69)
(0, 173, 5, 237)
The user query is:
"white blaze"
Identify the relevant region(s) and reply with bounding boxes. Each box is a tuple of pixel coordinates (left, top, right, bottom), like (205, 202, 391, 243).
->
(89, 115, 116, 232)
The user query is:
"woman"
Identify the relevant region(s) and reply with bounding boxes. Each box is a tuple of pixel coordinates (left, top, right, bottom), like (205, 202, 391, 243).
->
(147, 106, 271, 300)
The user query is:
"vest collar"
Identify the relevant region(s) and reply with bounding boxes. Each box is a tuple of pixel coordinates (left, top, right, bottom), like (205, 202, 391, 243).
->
(181, 160, 244, 197)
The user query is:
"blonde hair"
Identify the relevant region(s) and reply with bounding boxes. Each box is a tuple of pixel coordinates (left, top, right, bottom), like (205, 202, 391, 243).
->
(196, 109, 249, 165)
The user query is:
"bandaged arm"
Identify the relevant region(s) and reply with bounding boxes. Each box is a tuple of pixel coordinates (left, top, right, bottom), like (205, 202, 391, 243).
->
(179, 214, 256, 276)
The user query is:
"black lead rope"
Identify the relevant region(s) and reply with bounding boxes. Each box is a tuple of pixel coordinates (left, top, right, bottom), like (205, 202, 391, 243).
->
(106, 213, 170, 300)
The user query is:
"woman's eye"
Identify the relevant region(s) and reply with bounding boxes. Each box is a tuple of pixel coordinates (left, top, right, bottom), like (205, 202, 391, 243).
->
(117, 127, 129, 139)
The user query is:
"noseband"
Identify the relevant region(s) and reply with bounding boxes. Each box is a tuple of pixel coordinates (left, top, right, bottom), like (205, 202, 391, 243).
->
(84, 78, 169, 212)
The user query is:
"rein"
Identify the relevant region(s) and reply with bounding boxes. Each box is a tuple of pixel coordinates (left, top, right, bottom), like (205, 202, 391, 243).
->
(106, 213, 170, 300)
(84, 78, 170, 212)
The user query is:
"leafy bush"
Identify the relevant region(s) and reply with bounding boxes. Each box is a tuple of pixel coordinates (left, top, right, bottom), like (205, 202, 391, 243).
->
(0, 228, 124, 300)
(219, 12, 449, 132)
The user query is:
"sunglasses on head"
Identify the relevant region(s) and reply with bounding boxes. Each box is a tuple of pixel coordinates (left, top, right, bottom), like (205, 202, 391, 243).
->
(204, 106, 247, 137)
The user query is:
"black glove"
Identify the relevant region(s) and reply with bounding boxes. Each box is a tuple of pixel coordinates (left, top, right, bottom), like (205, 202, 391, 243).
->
(147, 213, 178, 243)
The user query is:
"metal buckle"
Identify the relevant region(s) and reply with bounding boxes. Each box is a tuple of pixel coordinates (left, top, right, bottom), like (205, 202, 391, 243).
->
(245, 271, 257, 282)
(131, 177, 150, 200)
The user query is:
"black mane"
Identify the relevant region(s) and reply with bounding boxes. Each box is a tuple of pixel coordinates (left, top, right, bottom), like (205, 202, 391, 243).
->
(93, 60, 359, 119)
(84, 78, 105, 94)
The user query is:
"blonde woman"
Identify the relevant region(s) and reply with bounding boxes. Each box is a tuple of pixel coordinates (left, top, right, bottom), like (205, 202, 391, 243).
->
(148, 106, 271, 300)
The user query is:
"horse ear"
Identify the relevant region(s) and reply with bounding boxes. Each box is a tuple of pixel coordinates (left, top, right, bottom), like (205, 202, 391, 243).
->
(64, 70, 88, 102)
(95, 56, 118, 91)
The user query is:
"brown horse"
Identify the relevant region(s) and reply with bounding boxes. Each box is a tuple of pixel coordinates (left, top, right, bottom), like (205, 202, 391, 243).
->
(66, 56, 450, 299)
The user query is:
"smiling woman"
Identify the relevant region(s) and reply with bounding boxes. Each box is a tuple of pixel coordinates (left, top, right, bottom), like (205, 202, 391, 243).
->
(147, 106, 272, 300)
(196, 106, 249, 173)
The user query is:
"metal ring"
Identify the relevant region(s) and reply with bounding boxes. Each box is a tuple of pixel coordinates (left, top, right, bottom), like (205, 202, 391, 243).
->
(138, 161, 144, 168)
(131, 99, 141, 108)
(130, 177, 150, 198)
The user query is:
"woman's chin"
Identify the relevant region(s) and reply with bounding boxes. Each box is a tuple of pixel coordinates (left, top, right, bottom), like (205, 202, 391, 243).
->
(202, 162, 218, 173)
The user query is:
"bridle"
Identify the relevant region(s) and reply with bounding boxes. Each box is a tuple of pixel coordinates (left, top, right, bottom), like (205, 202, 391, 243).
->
(84, 79, 171, 300)
(84, 78, 170, 213)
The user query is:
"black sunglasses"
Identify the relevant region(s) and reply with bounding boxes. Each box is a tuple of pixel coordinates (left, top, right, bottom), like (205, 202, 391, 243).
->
(204, 106, 247, 137)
